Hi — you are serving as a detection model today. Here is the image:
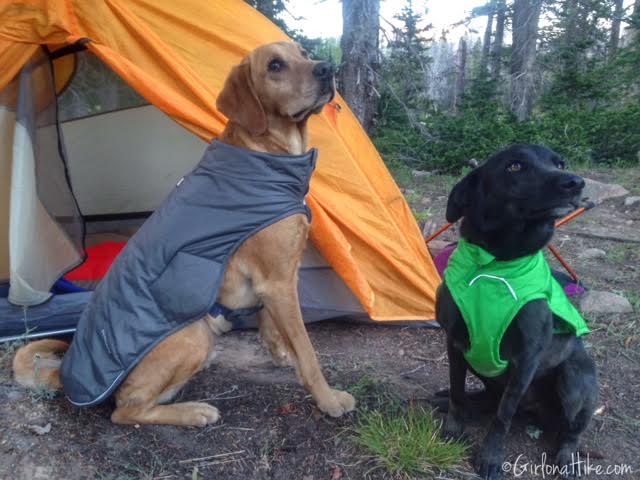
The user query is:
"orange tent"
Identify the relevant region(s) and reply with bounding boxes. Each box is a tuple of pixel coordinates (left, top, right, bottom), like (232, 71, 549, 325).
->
(0, 0, 439, 323)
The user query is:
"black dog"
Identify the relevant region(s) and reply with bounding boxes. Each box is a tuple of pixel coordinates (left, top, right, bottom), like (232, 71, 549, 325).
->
(435, 145, 598, 479)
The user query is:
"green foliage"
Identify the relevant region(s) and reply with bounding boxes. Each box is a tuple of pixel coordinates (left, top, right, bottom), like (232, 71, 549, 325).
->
(353, 406, 468, 478)
(412, 207, 432, 223)
(373, 78, 640, 172)
(370, 0, 640, 173)
(373, 81, 524, 171)
(381, 0, 432, 111)
(299, 37, 341, 64)
(244, 0, 293, 37)
(533, 104, 640, 167)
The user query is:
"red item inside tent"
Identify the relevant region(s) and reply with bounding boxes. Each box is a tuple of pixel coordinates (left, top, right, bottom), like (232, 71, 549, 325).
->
(65, 242, 126, 282)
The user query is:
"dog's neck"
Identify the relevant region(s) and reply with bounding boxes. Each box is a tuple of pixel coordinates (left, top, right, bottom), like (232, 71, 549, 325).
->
(218, 116, 309, 155)
(461, 217, 556, 261)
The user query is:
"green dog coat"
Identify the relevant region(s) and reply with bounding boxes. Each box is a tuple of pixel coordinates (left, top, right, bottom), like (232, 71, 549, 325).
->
(444, 238, 589, 377)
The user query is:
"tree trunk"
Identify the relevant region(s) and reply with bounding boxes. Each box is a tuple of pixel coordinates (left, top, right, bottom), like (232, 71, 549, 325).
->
(608, 0, 624, 60)
(561, 0, 579, 87)
(491, 0, 506, 82)
(339, 0, 380, 133)
(453, 38, 467, 112)
(479, 5, 495, 77)
(510, 0, 543, 122)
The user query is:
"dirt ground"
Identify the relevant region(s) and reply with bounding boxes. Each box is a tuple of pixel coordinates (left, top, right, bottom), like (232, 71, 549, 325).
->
(0, 167, 638, 480)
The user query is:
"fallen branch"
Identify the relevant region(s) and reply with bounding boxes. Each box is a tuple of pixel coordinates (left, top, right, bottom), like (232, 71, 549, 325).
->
(178, 450, 245, 464)
(409, 353, 447, 363)
(562, 229, 640, 244)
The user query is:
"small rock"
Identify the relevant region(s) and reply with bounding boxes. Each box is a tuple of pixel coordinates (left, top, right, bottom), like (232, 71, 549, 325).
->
(582, 178, 629, 205)
(580, 291, 634, 314)
(6, 389, 25, 401)
(28, 423, 51, 435)
(578, 248, 606, 260)
(419, 196, 431, 206)
(626, 220, 634, 225)
(624, 196, 640, 207)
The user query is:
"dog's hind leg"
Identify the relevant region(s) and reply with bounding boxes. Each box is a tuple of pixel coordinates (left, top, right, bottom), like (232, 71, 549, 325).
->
(258, 311, 295, 367)
(111, 319, 220, 426)
(554, 342, 598, 475)
(111, 401, 220, 426)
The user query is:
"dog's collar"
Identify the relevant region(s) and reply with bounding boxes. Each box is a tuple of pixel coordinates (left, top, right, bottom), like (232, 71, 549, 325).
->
(206, 140, 318, 186)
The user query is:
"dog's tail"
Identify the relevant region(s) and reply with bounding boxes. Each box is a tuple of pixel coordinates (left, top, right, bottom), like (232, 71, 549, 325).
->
(12, 339, 69, 391)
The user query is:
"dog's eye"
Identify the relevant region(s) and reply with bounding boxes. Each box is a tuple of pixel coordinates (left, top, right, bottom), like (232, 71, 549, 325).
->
(300, 49, 310, 59)
(556, 162, 566, 170)
(268, 59, 284, 73)
(506, 162, 522, 173)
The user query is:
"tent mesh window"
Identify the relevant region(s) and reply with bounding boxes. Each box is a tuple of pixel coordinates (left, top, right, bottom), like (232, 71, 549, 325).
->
(0, 48, 85, 308)
(33, 52, 85, 256)
(58, 51, 148, 122)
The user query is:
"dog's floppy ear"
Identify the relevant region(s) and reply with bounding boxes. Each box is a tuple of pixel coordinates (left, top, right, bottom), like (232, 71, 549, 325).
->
(216, 61, 267, 136)
(446, 168, 481, 223)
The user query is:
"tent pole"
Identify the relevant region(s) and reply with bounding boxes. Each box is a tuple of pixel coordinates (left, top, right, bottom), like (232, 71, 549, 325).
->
(424, 222, 453, 244)
(0, 328, 76, 345)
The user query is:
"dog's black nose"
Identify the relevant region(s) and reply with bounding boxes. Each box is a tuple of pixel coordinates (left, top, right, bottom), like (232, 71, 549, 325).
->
(559, 174, 585, 194)
(313, 62, 334, 80)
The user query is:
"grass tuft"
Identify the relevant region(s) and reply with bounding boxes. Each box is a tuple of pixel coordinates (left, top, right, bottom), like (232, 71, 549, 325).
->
(353, 406, 468, 478)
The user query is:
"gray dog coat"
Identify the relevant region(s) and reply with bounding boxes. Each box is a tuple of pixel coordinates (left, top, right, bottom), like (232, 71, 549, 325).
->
(60, 140, 317, 406)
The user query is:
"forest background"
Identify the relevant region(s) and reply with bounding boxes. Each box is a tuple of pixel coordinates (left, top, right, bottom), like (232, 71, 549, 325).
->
(246, 0, 640, 175)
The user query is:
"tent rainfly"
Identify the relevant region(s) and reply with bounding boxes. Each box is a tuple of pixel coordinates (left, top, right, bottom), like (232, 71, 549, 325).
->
(0, 0, 440, 342)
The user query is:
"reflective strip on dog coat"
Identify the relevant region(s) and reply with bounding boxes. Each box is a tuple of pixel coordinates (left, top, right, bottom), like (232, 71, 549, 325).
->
(444, 238, 589, 378)
(60, 140, 317, 406)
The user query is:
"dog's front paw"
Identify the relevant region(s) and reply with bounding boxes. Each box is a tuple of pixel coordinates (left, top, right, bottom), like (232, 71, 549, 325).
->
(442, 412, 465, 440)
(181, 402, 221, 426)
(475, 443, 505, 480)
(317, 389, 356, 417)
(555, 448, 579, 479)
